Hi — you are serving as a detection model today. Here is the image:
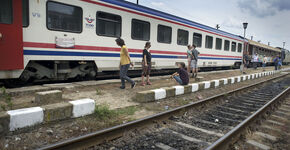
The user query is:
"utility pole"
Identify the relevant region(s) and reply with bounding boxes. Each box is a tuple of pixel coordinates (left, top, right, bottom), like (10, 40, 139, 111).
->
(241, 22, 248, 74)
(137, 0, 139, 5)
(283, 42, 286, 50)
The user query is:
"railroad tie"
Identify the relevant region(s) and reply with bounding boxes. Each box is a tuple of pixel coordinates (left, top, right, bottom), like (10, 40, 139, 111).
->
(261, 125, 281, 132)
(271, 115, 288, 121)
(246, 140, 270, 150)
(170, 130, 211, 145)
(174, 121, 224, 137)
(254, 132, 277, 141)
(275, 110, 290, 117)
(266, 120, 285, 126)
(155, 143, 177, 150)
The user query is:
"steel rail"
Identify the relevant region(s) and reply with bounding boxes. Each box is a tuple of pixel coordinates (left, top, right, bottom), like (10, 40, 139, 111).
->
(39, 73, 289, 150)
(206, 86, 290, 150)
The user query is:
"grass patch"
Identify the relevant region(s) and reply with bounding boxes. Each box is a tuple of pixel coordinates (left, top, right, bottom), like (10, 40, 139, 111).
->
(96, 88, 103, 95)
(94, 105, 138, 120)
(0, 87, 13, 111)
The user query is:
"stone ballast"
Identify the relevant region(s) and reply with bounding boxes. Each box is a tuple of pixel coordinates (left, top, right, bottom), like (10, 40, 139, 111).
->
(134, 69, 290, 103)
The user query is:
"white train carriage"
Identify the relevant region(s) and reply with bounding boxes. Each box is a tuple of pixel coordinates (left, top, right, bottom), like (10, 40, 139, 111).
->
(0, 0, 244, 83)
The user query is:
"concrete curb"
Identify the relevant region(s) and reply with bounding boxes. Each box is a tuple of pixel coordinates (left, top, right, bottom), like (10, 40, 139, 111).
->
(133, 68, 290, 102)
(0, 98, 95, 134)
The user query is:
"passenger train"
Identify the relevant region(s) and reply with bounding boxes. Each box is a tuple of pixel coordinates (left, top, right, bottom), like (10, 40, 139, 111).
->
(0, 0, 254, 85)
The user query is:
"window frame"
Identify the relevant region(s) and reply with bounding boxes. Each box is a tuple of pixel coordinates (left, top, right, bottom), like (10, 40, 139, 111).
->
(22, 0, 29, 27)
(215, 38, 222, 50)
(131, 18, 150, 41)
(238, 43, 242, 53)
(205, 35, 213, 49)
(0, 0, 13, 24)
(193, 32, 202, 48)
(231, 41, 237, 52)
(224, 40, 230, 51)
(46, 1, 83, 33)
(157, 24, 172, 44)
(96, 11, 122, 38)
(177, 29, 189, 46)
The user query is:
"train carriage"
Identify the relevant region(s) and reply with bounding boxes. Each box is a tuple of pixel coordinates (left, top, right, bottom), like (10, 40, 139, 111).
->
(0, 0, 244, 84)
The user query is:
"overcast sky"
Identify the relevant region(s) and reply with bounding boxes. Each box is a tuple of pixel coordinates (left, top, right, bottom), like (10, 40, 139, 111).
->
(125, 0, 290, 50)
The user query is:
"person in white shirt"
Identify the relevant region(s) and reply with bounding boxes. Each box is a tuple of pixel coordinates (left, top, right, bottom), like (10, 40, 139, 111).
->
(252, 53, 259, 69)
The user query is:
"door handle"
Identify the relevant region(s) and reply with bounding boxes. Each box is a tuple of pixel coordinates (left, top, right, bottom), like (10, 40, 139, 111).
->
(0, 33, 2, 41)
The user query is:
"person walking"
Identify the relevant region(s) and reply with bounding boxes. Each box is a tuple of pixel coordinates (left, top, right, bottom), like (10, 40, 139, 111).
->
(171, 62, 189, 85)
(273, 55, 279, 70)
(186, 45, 193, 74)
(262, 55, 267, 71)
(191, 44, 200, 78)
(141, 42, 152, 86)
(278, 56, 282, 70)
(116, 38, 136, 89)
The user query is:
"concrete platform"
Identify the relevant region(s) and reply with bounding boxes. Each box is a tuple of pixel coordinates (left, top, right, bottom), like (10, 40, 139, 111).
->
(133, 69, 288, 102)
(43, 102, 73, 122)
(35, 90, 62, 105)
(42, 83, 80, 89)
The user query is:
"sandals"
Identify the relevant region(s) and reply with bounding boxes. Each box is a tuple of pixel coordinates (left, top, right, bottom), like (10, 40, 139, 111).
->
(141, 82, 152, 86)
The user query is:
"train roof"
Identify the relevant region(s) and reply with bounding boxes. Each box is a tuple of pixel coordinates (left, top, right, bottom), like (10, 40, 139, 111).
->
(248, 40, 281, 53)
(99, 0, 244, 41)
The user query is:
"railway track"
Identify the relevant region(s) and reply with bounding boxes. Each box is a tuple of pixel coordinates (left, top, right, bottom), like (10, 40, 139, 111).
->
(40, 73, 290, 150)
(235, 96, 290, 150)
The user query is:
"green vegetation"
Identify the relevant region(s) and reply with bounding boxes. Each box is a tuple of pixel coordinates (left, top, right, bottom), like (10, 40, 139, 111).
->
(96, 88, 103, 95)
(94, 104, 138, 120)
(0, 87, 13, 111)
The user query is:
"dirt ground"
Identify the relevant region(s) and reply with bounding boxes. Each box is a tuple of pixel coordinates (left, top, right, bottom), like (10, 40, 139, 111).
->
(0, 67, 288, 150)
(1, 66, 286, 111)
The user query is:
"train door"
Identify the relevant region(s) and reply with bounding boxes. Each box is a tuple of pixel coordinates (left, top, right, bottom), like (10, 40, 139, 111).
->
(0, 0, 24, 70)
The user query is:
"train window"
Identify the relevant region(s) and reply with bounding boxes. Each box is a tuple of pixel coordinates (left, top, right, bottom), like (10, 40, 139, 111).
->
(231, 42, 237, 52)
(238, 43, 242, 52)
(131, 19, 150, 41)
(224, 40, 230, 51)
(96, 12, 121, 37)
(216, 38, 222, 50)
(22, 0, 29, 27)
(0, 0, 13, 24)
(177, 29, 188, 45)
(47, 1, 82, 33)
(193, 33, 202, 47)
(205, 35, 213, 49)
(157, 24, 172, 44)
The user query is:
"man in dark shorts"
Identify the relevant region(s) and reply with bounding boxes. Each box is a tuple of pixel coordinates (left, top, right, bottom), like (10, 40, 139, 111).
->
(191, 44, 200, 78)
(171, 62, 189, 85)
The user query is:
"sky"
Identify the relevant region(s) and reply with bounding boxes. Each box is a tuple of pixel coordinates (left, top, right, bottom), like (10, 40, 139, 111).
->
(125, 0, 290, 50)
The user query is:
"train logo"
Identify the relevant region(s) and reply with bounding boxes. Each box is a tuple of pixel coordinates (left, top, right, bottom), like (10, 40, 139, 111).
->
(85, 16, 95, 23)
(85, 16, 95, 28)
